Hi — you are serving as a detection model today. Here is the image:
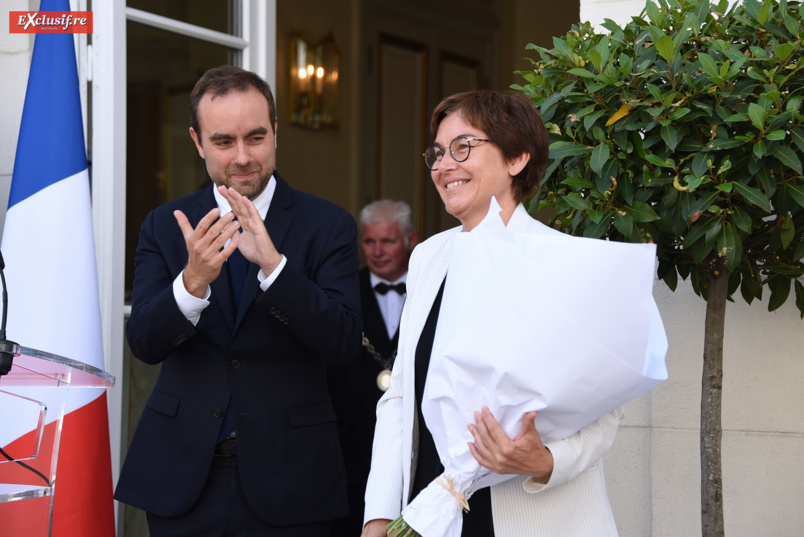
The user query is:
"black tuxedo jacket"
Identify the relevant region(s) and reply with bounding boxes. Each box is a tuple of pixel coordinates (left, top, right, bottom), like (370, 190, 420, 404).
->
(115, 172, 362, 526)
(328, 267, 400, 530)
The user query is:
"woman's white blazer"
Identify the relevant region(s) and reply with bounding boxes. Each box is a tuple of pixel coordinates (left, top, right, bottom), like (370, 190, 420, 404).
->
(363, 204, 623, 537)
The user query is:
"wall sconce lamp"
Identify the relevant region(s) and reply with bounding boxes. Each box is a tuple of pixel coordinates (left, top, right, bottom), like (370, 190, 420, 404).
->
(289, 34, 339, 129)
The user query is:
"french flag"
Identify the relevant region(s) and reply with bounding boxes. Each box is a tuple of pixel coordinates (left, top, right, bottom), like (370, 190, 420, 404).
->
(0, 0, 115, 535)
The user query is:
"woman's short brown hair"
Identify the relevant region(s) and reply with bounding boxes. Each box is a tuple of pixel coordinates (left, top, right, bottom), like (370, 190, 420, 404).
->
(430, 90, 548, 203)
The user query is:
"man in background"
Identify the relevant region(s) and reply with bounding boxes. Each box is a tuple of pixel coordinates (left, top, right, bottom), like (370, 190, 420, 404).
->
(329, 199, 417, 537)
(115, 65, 362, 536)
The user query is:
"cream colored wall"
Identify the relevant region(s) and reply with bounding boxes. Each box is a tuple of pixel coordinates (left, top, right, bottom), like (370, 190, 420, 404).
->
(607, 280, 804, 537)
(579, 2, 804, 536)
(274, 0, 361, 216)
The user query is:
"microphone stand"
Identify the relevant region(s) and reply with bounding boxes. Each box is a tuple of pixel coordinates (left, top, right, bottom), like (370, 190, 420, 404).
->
(0, 250, 20, 376)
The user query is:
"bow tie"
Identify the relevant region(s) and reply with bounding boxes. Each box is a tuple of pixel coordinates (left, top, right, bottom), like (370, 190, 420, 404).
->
(375, 282, 406, 295)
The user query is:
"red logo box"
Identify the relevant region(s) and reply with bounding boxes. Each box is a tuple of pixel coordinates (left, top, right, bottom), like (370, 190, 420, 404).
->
(9, 11, 93, 34)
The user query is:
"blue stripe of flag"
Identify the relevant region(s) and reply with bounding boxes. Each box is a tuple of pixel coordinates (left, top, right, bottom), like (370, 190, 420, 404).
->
(9, 0, 87, 209)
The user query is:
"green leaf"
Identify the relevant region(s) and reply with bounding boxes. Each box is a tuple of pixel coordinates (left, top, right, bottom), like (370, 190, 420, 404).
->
(772, 145, 803, 174)
(683, 216, 722, 249)
(741, 271, 762, 304)
(656, 35, 675, 62)
(716, 183, 734, 193)
(780, 217, 795, 249)
(613, 209, 634, 236)
(588, 210, 606, 224)
(589, 50, 603, 72)
(669, 108, 691, 121)
(661, 125, 680, 151)
(784, 183, 804, 209)
(768, 275, 791, 311)
(748, 102, 767, 130)
(660, 262, 679, 291)
(552, 36, 575, 59)
(757, 0, 772, 25)
(732, 182, 773, 212)
(766, 130, 786, 141)
(732, 208, 753, 233)
(793, 240, 804, 263)
(646, 1, 661, 25)
(584, 109, 606, 131)
(646, 154, 673, 168)
(625, 201, 660, 222)
(775, 43, 794, 61)
(561, 177, 596, 189)
(583, 215, 610, 238)
(549, 141, 593, 159)
(568, 68, 598, 78)
(590, 143, 611, 175)
(690, 190, 721, 217)
(595, 36, 610, 67)
(563, 193, 592, 211)
(706, 138, 744, 150)
(756, 167, 777, 197)
(717, 221, 742, 271)
(796, 280, 804, 319)
(691, 152, 712, 178)
(698, 52, 720, 78)
(753, 139, 767, 159)
(790, 128, 804, 153)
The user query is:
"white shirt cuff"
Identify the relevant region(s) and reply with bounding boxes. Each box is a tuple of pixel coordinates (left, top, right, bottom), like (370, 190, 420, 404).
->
(173, 271, 210, 326)
(258, 255, 287, 290)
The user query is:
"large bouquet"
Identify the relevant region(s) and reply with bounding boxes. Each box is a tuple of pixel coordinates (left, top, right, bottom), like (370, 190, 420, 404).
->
(390, 198, 668, 537)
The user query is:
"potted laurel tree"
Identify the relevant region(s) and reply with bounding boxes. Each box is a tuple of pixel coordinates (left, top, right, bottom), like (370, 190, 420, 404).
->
(513, 0, 804, 535)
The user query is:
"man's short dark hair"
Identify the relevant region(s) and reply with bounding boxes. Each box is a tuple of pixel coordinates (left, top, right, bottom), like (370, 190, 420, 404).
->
(189, 65, 277, 139)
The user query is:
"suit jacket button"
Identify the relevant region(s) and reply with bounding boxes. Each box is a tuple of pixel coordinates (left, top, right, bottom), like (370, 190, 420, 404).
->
(213, 408, 222, 418)
(231, 359, 241, 369)
(269, 307, 277, 314)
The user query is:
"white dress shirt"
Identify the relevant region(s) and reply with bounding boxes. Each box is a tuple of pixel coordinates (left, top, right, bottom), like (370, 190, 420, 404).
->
(369, 271, 407, 339)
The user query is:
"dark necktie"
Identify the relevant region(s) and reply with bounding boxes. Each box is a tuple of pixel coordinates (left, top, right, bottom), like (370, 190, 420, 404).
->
(375, 282, 406, 295)
(227, 248, 248, 314)
(219, 249, 248, 443)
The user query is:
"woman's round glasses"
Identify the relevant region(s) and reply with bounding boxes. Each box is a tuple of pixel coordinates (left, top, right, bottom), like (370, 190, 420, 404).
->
(423, 136, 490, 171)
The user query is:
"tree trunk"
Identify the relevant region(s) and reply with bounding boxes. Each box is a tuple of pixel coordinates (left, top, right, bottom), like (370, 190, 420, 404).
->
(701, 262, 729, 537)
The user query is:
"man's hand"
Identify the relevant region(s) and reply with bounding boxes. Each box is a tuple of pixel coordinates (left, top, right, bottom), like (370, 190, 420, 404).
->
(174, 207, 240, 298)
(361, 518, 391, 537)
(468, 406, 554, 484)
(217, 186, 283, 275)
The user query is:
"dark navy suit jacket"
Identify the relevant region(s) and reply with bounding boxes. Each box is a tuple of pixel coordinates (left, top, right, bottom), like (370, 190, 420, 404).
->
(115, 172, 362, 526)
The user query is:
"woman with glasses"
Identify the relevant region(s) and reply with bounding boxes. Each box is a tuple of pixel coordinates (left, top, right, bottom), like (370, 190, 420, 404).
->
(361, 90, 622, 537)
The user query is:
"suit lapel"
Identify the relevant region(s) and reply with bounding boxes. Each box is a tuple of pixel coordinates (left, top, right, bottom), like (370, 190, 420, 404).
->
(187, 188, 237, 331)
(232, 173, 294, 328)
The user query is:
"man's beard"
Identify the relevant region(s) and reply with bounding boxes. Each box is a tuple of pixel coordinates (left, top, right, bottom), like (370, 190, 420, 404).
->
(210, 165, 271, 201)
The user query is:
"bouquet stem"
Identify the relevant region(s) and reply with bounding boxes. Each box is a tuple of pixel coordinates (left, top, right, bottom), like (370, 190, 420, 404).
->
(386, 515, 421, 537)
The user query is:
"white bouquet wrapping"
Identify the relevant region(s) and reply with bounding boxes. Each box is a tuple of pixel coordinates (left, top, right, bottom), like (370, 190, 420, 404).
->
(392, 198, 668, 537)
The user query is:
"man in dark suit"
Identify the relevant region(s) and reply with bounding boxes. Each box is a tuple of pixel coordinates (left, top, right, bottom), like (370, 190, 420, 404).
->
(115, 65, 362, 537)
(328, 200, 417, 537)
